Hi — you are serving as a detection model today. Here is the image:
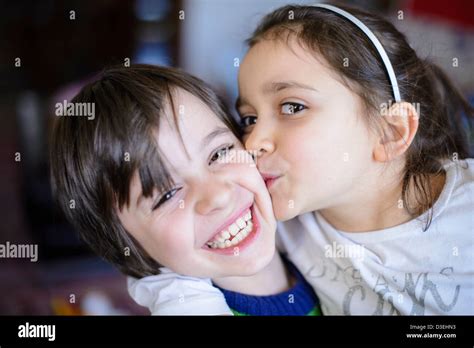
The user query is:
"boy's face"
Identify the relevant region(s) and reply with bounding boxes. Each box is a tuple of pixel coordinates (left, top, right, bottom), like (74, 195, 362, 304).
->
(237, 38, 378, 221)
(118, 89, 276, 278)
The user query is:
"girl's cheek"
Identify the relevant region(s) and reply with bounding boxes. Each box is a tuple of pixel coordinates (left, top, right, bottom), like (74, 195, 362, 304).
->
(281, 129, 317, 164)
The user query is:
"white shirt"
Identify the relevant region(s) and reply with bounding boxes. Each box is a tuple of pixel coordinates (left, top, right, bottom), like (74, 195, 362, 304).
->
(127, 268, 232, 315)
(128, 159, 474, 315)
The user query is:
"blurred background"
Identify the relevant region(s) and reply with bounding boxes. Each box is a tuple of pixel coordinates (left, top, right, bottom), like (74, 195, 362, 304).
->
(0, 0, 473, 315)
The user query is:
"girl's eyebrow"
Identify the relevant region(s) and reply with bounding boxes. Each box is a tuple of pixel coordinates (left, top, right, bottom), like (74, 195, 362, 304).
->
(236, 80, 320, 110)
(235, 96, 246, 110)
(262, 81, 320, 94)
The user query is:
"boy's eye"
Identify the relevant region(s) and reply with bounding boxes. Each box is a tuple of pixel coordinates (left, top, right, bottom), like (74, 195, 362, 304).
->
(209, 144, 234, 165)
(281, 102, 306, 115)
(240, 116, 257, 129)
(152, 188, 181, 210)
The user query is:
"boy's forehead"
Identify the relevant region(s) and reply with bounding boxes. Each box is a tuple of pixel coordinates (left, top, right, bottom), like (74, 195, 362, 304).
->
(158, 90, 230, 156)
(166, 93, 219, 131)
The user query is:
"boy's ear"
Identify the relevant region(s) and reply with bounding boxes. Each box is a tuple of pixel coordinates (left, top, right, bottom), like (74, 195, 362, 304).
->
(373, 102, 419, 162)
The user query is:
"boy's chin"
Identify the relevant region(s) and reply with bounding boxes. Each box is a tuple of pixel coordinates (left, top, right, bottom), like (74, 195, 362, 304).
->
(217, 251, 275, 279)
(235, 247, 275, 276)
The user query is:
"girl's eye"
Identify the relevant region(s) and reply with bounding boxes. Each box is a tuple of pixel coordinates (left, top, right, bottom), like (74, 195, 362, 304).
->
(209, 144, 234, 165)
(152, 188, 181, 210)
(240, 116, 257, 129)
(281, 102, 306, 115)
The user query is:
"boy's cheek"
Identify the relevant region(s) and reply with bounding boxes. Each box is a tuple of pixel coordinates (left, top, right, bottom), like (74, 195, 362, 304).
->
(146, 220, 195, 264)
(219, 149, 264, 186)
(151, 238, 196, 274)
(231, 164, 266, 193)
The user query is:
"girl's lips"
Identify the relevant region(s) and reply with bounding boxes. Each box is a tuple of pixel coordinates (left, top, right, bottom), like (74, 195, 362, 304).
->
(261, 174, 282, 189)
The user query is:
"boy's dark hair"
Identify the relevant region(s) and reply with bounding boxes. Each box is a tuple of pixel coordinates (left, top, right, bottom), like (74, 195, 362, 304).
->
(248, 4, 473, 229)
(50, 64, 241, 278)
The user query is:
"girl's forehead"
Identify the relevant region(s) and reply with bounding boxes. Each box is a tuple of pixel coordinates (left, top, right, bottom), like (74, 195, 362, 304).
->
(244, 37, 321, 64)
(238, 39, 341, 99)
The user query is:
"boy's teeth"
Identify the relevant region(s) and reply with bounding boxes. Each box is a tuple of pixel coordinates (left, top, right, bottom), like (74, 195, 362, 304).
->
(244, 211, 251, 221)
(230, 224, 253, 246)
(236, 218, 246, 229)
(229, 224, 239, 236)
(206, 209, 254, 249)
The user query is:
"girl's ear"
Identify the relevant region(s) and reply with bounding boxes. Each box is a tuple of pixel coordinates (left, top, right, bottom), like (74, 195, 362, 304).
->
(373, 102, 420, 162)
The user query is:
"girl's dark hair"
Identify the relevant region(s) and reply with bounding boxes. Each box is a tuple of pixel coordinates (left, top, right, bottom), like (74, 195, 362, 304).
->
(50, 64, 241, 278)
(248, 4, 473, 228)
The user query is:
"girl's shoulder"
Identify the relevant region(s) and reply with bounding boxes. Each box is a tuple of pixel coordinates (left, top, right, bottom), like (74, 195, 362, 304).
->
(433, 158, 473, 227)
(443, 158, 474, 196)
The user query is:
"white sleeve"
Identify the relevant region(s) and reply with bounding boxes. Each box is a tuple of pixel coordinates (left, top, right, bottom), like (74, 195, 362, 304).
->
(276, 219, 305, 256)
(127, 268, 233, 315)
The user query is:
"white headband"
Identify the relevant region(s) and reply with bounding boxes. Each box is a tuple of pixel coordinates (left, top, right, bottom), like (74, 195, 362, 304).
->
(313, 4, 401, 102)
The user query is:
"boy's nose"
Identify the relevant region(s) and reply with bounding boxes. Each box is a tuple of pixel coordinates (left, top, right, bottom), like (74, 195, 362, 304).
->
(194, 178, 233, 216)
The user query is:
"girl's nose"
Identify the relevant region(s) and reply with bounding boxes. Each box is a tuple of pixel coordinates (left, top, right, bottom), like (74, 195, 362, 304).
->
(194, 178, 233, 216)
(244, 121, 275, 159)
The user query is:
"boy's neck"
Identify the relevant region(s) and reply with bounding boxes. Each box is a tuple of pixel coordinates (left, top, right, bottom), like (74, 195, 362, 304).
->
(212, 252, 291, 296)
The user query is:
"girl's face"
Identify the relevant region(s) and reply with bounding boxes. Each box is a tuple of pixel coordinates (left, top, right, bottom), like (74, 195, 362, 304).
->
(238, 38, 379, 221)
(118, 88, 276, 278)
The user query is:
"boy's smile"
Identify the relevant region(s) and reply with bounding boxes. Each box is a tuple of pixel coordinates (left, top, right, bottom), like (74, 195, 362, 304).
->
(204, 203, 260, 255)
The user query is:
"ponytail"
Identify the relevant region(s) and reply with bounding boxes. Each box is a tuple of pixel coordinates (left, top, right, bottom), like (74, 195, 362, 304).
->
(423, 60, 473, 159)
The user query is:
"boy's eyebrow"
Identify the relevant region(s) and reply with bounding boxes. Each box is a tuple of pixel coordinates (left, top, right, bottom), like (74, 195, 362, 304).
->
(136, 193, 144, 207)
(201, 126, 231, 149)
(236, 80, 319, 110)
(135, 183, 149, 208)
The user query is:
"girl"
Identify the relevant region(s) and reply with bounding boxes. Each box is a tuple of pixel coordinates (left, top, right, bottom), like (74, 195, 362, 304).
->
(50, 64, 321, 315)
(132, 4, 474, 315)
